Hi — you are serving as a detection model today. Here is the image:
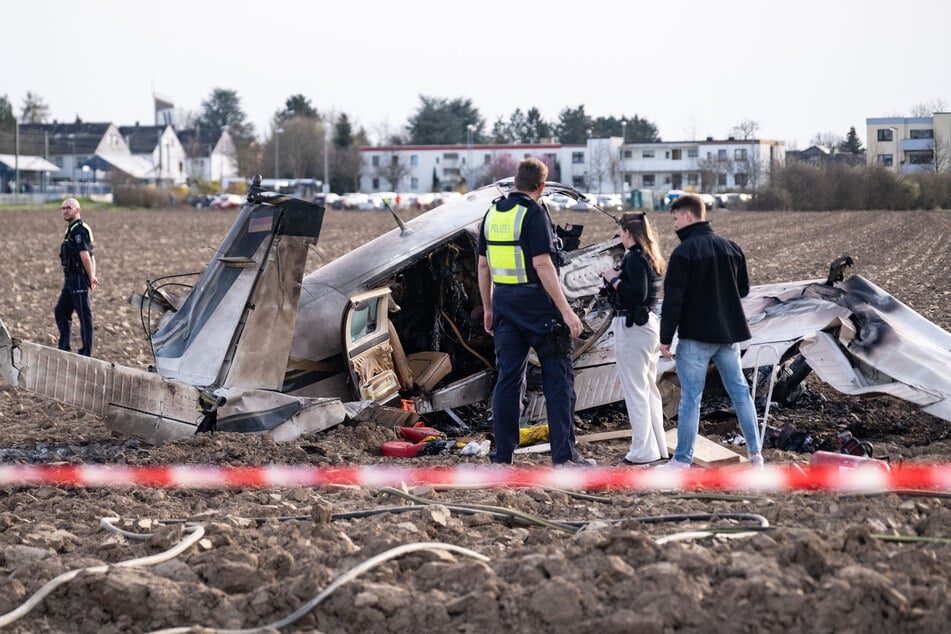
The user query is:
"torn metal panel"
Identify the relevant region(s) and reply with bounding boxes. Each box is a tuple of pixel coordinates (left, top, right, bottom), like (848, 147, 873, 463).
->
(738, 275, 951, 424)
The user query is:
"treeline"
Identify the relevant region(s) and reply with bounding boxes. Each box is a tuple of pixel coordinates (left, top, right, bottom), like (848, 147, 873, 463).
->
(753, 163, 951, 211)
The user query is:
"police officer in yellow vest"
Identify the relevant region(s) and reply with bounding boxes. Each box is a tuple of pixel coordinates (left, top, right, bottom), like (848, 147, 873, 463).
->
(477, 158, 593, 466)
(55, 197, 98, 356)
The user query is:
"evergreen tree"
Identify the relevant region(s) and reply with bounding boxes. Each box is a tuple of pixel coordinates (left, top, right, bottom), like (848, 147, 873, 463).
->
(407, 96, 482, 145)
(555, 105, 593, 144)
(0, 95, 13, 133)
(840, 126, 864, 153)
(275, 94, 319, 123)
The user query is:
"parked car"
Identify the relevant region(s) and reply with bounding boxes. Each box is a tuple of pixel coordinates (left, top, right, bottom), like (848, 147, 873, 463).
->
(568, 193, 597, 211)
(698, 193, 716, 211)
(313, 192, 341, 208)
(340, 192, 370, 210)
(715, 192, 753, 209)
(596, 193, 623, 212)
(541, 192, 573, 210)
(209, 194, 243, 209)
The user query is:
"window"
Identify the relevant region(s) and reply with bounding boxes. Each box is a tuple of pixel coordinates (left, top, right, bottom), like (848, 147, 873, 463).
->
(878, 154, 894, 167)
(687, 148, 698, 158)
(410, 177, 419, 188)
(877, 129, 894, 142)
(371, 156, 380, 167)
(665, 151, 670, 159)
(909, 152, 934, 164)
(572, 152, 585, 164)
(735, 173, 748, 187)
(410, 155, 418, 166)
(718, 173, 727, 187)
(642, 149, 655, 158)
(483, 154, 491, 164)
(664, 176, 671, 184)
(910, 129, 934, 140)
(572, 176, 585, 188)
(623, 149, 632, 159)
(735, 149, 748, 160)
(642, 174, 655, 186)
(671, 149, 682, 160)
(372, 177, 380, 188)
(718, 149, 727, 160)
(687, 174, 698, 186)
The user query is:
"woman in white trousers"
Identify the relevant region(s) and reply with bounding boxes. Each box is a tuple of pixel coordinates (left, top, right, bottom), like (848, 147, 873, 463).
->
(601, 212, 668, 465)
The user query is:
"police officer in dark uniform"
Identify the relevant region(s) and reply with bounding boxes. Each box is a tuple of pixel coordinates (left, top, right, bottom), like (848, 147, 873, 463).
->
(55, 197, 98, 356)
(477, 158, 592, 466)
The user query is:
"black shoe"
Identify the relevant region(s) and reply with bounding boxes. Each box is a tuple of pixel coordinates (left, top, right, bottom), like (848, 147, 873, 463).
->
(614, 457, 665, 467)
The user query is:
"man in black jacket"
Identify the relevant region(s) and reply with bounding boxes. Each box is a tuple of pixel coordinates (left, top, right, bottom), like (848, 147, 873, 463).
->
(658, 193, 763, 469)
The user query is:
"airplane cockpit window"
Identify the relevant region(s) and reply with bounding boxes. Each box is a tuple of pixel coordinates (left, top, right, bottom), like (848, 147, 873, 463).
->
(349, 297, 380, 343)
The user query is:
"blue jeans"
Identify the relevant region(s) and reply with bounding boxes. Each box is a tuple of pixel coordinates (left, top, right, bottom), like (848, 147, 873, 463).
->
(673, 338, 760, 464)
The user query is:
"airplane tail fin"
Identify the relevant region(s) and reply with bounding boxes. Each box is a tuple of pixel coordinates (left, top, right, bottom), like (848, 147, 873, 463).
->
(149, 185, 325, 391)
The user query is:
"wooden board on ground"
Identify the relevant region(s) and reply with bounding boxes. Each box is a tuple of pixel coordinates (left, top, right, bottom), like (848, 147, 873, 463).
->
(514, 427, 745, 466)
(665, 428, 744, 466)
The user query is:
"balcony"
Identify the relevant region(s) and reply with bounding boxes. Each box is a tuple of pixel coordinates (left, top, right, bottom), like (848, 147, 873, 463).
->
(899, 138, 933, 152)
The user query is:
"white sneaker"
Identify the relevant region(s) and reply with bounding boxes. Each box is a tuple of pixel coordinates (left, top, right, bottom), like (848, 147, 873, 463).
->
(748, 452, 764, 470)
(654, 459, 691, 471)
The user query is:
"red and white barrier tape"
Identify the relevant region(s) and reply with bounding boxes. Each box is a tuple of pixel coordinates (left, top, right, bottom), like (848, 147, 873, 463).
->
(1, 463, 950, 492)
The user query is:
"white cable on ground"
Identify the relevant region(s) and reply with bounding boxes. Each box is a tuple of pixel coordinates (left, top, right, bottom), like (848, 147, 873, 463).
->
(149, 541, 490, 634)
(0, 518, 205, 628)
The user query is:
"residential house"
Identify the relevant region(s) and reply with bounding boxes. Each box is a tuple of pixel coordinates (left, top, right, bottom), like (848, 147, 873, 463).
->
(866, 113, 951, 173)
(176, 127, 238, 184)
(119, 124, 187, 185)
(0, 154, 59, 194)
(785, 145, 865, 166)
(19, 120, 153, 187)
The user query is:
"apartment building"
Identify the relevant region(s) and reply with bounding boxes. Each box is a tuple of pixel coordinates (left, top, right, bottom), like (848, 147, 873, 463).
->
(359, 136, 784, 199)
(866, 113, 951, 173)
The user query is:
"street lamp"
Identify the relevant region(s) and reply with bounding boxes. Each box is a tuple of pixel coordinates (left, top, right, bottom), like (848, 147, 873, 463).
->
(322, 127, 330, 194)
(68, 133, 76, 194)
(620, 119, 628, 194)
(466, 124, 474, 190)
(274, 127, 284, 183)
(81, 165, 90, 196)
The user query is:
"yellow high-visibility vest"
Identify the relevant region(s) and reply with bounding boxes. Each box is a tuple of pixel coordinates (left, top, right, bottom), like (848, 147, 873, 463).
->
(484, 202, 529, 284)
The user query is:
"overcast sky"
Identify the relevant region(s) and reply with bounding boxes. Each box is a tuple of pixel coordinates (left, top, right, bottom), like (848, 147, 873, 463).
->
(6, 0, 949, 148)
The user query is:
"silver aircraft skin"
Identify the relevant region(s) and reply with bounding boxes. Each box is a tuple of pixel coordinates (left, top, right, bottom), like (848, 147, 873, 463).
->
(1, 178, 950, 445)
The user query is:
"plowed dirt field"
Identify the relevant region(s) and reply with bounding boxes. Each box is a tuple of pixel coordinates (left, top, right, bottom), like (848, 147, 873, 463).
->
(0, 205, 949, 633)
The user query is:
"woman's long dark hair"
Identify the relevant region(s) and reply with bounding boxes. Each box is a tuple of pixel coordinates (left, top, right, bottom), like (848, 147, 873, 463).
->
(618, 212, 666, 275)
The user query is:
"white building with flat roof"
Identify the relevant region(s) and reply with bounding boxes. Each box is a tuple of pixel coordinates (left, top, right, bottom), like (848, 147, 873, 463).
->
(359, 136, 784, 202)
(866, 114, 951, 173)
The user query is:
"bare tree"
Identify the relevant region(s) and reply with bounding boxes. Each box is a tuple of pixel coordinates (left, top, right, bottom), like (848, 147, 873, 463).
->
(20, 92, 50, 124)
(697, 154, 735, 192)
(810, 132, 845, 149)
(729, 119, 760, 140)
(932, 131, 951, 172)
(910, 98, 949, 117)
(587, 142, 614, 192)
(374, 150, 413, 190)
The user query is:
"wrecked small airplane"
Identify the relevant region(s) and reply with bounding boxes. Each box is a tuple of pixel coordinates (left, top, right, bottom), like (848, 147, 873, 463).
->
(1, 177, 949, 445)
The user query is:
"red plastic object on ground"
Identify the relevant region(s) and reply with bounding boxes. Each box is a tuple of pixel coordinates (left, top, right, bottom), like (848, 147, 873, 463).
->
(381, 441, 427, 458)
(398, 426, 444, 442)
